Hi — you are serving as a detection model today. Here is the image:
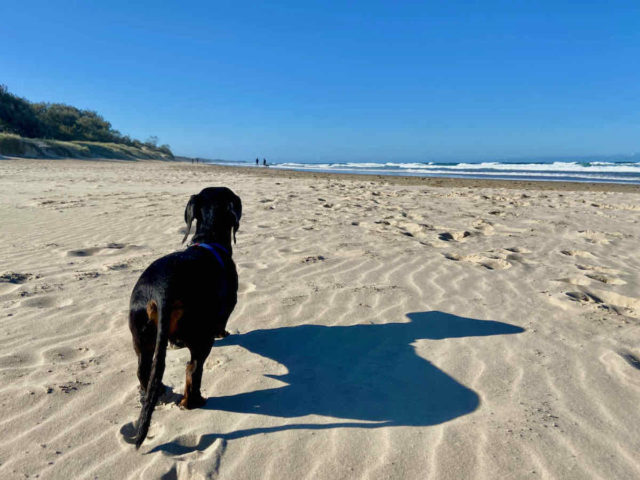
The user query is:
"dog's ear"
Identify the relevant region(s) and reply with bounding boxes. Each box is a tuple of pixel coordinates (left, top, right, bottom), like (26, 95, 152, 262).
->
(228, 195, 242, 244)
(182, 194, 199, 244)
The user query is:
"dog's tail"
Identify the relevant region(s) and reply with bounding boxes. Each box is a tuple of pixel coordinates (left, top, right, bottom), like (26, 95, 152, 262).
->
(135, 299, 170, 449)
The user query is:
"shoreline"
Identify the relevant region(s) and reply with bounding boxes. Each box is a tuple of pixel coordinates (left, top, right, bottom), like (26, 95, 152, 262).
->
(196, 161, 640, 193)
(5, 156, 640, 192)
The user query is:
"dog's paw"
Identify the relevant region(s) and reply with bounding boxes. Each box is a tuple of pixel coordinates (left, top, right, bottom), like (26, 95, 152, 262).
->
(215, 330, 230, 339)
(169, 340, 186, 349)
(179, 394, 207, 409)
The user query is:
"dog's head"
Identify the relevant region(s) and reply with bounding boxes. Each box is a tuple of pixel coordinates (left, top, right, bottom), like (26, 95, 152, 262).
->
(182, 187, 242, 244)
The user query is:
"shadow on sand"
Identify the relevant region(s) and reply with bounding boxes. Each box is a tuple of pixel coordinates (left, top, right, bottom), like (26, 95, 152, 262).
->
(150, 311, 523, 454)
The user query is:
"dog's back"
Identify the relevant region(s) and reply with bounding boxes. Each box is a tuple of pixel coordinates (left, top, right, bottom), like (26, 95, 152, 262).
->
(129, 247, 238, 344)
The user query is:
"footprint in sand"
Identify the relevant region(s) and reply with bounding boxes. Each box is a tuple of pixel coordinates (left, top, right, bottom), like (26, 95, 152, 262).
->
(41, 346, 93, 365)
(106, 262, 129, 271)
(505, 247, 531, 254)
(504, 252, 535, 267)
(119, 421, 164, 446)
(472, 218, 495, 235)
(565, 288, 639, 317)
(66, 243, 140, 257)
(599, 350, 640, 386)
(560, 249, 595, 258)
(443, 252, 512, 270)
(393, 221, 433, 239)
(438, 231, 471, 242)
(0, 272, 34, 294)
(576, 263, 624, 275)
(477, 257, 512, 270)
(67, 247, 100, 257)
(619, 351, 640, 371)
(584, 273, 626, 285)
(154, 437, 228, 480)
(574, 264, 626, 285)
(135, 434, 227, 480)
(75, 271, 101, 280)
(554, 276, 591, 286)
(577, 230, 610, 245)
(0, 272, 33, 284)
(20, 296, 73, 309)
(144, 433, 202, 456)
(565, 291, 603, 304)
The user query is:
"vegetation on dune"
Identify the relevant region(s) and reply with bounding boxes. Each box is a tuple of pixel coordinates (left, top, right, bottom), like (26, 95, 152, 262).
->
(0, 133, 174, 160)
(0, 85, 173, 159)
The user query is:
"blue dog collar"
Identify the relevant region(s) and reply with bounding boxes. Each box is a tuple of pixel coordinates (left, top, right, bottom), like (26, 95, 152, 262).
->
(192, 242, 228, 267)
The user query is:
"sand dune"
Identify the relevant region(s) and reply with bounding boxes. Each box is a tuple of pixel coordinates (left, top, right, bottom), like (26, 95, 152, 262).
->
(1, 158, 639, 479)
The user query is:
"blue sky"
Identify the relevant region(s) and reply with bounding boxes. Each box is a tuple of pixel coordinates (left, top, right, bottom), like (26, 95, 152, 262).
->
(2, 1, 639, 162)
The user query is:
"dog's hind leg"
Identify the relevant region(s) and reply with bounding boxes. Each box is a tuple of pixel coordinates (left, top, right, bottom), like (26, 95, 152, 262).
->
(179, 344, 212, 409)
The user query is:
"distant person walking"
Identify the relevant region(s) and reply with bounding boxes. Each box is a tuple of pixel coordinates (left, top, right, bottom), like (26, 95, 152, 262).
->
(263, 158, 268, 167)
(256, 157, 259, 166)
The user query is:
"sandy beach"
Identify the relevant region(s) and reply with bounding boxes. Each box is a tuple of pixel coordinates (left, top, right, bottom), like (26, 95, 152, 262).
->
(1, 158, 639, 479)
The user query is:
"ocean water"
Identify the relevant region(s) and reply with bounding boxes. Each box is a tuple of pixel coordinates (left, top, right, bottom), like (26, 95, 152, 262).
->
(205, 159, 640, 185)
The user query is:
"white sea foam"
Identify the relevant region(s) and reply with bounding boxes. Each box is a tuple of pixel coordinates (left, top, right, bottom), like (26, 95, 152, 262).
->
(267, 160, 640, 184)
(275, 161, 640, 174)
(205, 159, 640, 184)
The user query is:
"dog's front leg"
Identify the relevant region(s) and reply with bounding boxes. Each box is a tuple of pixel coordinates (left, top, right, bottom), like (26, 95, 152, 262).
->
(179, 345, 211, 409)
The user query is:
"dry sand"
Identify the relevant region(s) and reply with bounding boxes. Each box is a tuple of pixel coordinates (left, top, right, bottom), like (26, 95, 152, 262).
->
(1, 158, 639, 479)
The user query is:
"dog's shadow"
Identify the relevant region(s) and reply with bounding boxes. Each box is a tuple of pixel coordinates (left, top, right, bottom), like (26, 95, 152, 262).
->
(150, 311, 523, 454)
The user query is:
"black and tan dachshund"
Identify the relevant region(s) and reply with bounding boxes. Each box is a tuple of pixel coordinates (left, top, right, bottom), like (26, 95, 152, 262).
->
(129, 187, 242, 448)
